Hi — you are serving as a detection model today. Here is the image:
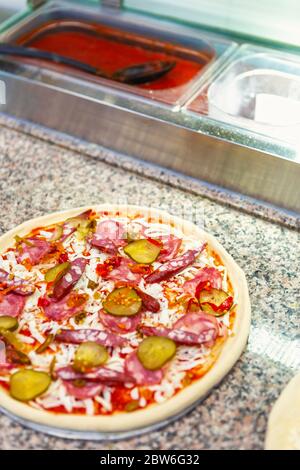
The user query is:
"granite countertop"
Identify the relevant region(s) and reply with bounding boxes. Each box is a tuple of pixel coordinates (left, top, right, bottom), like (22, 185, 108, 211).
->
(0, 123, 299, 450)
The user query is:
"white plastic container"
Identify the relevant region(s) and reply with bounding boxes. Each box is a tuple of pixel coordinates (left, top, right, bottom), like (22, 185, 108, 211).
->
(206, 45, 300, 144)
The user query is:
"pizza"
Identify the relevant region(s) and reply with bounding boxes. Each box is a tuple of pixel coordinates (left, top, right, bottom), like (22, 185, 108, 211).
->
(265, 373, 300, 450)
(0, 205, 250, 432)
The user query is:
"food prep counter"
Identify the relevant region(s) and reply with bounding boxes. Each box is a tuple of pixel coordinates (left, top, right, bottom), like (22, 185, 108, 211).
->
(0, 116, 298, 449)
(0, 0, 299, 450)
(1, 1, 300, 214)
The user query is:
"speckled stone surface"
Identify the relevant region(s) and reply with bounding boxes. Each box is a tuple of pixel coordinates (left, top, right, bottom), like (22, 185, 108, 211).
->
(0, 124, 299, 450)
(0, 114, 299, 231)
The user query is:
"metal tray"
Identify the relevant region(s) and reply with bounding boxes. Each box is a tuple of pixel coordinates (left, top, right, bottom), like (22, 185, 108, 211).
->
(0, 1, 234, 107)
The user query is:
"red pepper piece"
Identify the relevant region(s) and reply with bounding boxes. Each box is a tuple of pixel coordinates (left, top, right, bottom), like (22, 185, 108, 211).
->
(96, 256, 122, 278)
(38, 297, 50, 308)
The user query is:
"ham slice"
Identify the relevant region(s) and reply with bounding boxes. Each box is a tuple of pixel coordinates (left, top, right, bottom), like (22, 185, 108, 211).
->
(0, 269, 34, 296)
(140, 313, 219, 347)
(17, 238, 52, 265)
(124, 352, 163, 385)
(183, 267, 222, 297)
(57, 366, 129, 384)
(99, 309, 141, 334)
(43, 292, 87, 321)
(91, 220, 126, 254)
(0, 292, 26, 317)
(55, 328, 126, 348)
(157, 235, 182, 263)
(63, 380, 102, 399)
(52, 258, 88, 301)
(145, 248, 202, 284)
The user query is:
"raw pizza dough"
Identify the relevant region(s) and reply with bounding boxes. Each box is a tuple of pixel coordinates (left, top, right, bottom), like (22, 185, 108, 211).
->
(265, 373, 300, 450)
(0, 205, 251, 432)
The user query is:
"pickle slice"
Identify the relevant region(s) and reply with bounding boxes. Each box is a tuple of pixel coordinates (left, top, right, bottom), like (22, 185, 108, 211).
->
(44, 262, 70, 283)
(49, 356, 56, 379)
(65, 216, 84, 228)
(73, 341, 108, 372)
(137, 336, 176, 370)
(125, 400, 140, 412)
(199, 288, 233, 316)
(124, 239, 161, 264)
(76, 219, 96, 241)
(50, 225, 63, 242)
(103, 287, 142, 317)
(0, 328, 26, 352)
(10, 369, 51, 401)
(14, 235, 34, 248)
(8, 348, 31, 365)
(36, 334, 54, 354)
(87, 279, 98, 290)
(74, 311, 87, 325)
(0, 316, 18, 331)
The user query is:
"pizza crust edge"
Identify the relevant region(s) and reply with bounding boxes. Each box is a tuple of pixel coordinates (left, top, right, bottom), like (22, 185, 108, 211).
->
(265, 373, 300, 450)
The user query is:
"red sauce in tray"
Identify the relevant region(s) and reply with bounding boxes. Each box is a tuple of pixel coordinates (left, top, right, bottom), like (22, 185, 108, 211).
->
(16, 20, 214, 92)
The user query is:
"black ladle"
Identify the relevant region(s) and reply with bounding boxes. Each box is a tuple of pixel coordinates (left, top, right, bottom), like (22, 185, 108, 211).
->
(0, 43, 176, 85)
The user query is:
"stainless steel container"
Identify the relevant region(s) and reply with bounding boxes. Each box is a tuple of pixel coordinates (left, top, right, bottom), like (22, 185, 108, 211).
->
(0, 1, 299, 213)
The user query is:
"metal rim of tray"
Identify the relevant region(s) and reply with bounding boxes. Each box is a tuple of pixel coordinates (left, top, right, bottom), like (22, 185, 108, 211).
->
(0, 393, 208, 441)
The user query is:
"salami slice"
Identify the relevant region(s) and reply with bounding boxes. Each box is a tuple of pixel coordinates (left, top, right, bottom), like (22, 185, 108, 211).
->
(0, 269, 35, 296)
(174, 312, 219, 344)
(157, 235, 182, 263)
(183, 267, 222, 296)
(139, 325, 204, 346)
(91, 220, 126, 254)
(52, 258, 88, 301)
(63, 380, 103, 399)
(0, 292, 26, 318)
(135, 288, 160, 313)
(99, 309, 141, 334)
(55, 328, 126, 348)
(4, 344, 29, 365)
(57, 366, 129, 384)
(43, 292, 87, 321)
(0, 340, 6, 363)
(0, 363, 15, 375)
(145, 249, 201, 284)
(124, 352, 163, 385)
(17, 238, 52, 265)
(140, 311, 219, 346)
(105, 258, 142, 285)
